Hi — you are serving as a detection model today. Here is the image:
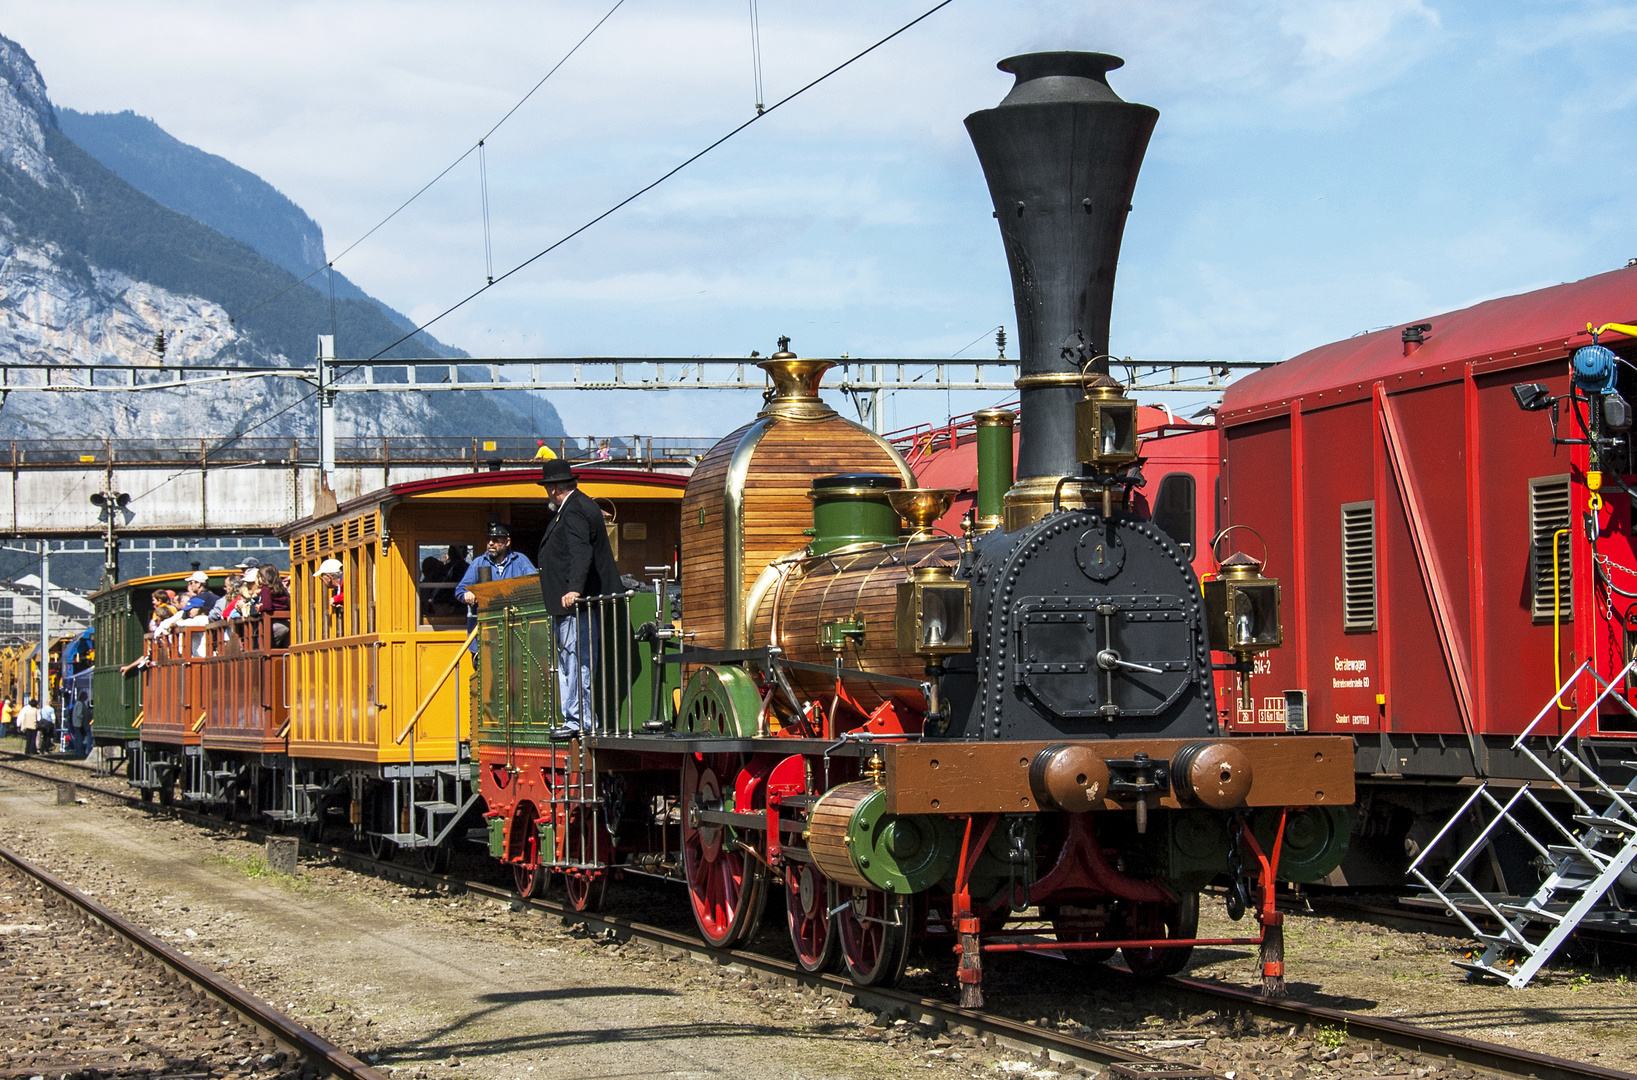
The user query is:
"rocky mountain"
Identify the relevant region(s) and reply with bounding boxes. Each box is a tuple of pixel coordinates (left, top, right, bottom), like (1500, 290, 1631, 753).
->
(0, 33, 563, 442)
(57, 107, 427, 335)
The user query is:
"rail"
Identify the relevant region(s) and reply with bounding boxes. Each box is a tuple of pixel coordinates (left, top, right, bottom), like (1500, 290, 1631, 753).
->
(0, 838, 388, 1080)
(6, 755, 1634, 1080)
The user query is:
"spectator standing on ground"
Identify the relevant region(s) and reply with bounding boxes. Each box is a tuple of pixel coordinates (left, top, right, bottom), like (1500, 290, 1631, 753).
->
(536, 460, 621, 739)
(38, 698, 56, 754)
(71, 690, 89, 759)
(18, 698, 39, 756)
(1, 698, 12, 738)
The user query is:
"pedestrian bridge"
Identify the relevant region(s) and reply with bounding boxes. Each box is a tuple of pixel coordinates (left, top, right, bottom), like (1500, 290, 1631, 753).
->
(0, 436, 705, 538)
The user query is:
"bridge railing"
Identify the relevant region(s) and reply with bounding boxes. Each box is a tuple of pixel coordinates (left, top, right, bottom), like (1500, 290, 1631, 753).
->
(0, 436, 718, 469)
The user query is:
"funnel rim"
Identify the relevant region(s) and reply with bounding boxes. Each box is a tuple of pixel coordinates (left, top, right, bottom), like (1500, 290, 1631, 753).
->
(997, 51, 1125, 82)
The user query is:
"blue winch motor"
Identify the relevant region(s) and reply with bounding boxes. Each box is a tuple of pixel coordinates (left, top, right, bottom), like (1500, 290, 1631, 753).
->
(1573, 344, 1620, 394)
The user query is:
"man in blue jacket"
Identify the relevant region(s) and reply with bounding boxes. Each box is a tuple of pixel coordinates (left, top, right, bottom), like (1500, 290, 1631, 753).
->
(536, 460, 621, 739)
(457, 523, 537, 646)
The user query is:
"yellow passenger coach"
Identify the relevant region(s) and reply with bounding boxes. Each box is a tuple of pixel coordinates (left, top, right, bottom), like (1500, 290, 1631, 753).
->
(272, 466, 685, 868)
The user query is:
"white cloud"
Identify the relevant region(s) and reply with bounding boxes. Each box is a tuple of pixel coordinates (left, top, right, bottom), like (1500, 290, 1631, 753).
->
(6, 1, 1637, 437)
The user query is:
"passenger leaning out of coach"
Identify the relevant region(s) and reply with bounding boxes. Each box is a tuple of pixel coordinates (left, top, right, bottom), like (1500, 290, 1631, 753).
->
(251, 564, 291, 648)
(315, 558, 345, 612)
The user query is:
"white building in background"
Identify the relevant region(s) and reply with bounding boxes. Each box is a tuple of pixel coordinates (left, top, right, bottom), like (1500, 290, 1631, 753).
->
(0, 575, 93, 643)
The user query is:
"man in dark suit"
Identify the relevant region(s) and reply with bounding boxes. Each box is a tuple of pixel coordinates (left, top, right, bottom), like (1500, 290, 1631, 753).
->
(537, 459, 621, 738)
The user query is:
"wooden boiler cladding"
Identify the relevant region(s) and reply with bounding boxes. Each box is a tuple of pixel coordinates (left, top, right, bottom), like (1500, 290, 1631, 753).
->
(680, 357, 913, 650)
(748, 540, 956, 713)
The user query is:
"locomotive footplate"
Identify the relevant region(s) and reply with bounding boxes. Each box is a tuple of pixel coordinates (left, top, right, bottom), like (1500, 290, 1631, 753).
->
(879, 736, 1352, 815)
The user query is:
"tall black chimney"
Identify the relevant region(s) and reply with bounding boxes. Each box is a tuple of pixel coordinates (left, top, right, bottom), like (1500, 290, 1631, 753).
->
(965, 52, 1157, 499)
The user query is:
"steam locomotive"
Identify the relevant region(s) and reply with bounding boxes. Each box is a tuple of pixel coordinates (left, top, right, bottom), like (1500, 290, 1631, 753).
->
(88, 50, 1355, 1006)
(472, 51, 1354, 1005)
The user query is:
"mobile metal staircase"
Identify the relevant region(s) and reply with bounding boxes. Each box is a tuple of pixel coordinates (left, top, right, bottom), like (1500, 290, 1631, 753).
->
(1408, 659, 1637, 987)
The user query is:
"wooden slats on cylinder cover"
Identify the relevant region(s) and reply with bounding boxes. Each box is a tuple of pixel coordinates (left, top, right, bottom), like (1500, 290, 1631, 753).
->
(681, 416, 912, 650)
(806, 781, 877, 889)
(748, 539, 957, 714)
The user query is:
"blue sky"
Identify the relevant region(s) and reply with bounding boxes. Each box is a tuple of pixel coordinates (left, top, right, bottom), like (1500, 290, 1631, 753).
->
(8, 1, 1637, 436)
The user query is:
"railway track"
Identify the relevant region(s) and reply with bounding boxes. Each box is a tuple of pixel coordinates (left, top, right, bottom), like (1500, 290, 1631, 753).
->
(7, 753, 1635, 1080)
(0, 827, 388, 1080)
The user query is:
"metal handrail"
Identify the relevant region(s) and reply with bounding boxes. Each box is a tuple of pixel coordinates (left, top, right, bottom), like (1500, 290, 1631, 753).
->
(395, 628, 477, 744)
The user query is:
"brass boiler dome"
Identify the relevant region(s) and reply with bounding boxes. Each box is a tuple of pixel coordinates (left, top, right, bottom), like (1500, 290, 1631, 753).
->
(679, 348, 915, 650)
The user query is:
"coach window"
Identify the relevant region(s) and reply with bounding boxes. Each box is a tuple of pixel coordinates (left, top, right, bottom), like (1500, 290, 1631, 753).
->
(364, 543, 377, 635)
(348, 547, 363, 637)
(1152, 473, 1196, 560)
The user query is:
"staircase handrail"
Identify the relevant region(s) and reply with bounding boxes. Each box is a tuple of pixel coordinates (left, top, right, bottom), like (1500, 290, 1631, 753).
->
(1512, 659, 1592, 747)
(1559, 657, 1637, 751)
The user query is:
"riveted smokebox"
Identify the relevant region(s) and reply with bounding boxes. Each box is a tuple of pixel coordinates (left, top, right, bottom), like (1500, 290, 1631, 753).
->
(965, 52, 1158, 489)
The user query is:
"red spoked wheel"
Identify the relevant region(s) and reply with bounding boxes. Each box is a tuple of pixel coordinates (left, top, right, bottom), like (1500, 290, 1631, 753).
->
(564, 869, 608, 912)
(785, 862, 838, 973)
(559, 802, 609, 911)
(1117, 890, 1199, 978)
(511, 806, 545, 899)
(1045, 903, 1116, 967)
(830, 881, 912, 988)
(682, 752, 767, 947)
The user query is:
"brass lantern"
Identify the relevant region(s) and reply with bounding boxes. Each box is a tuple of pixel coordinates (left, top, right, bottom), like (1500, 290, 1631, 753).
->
(1202, 552, 1283, 659)
(895, 566, 971, 657)
(1074, 376, 1140, 469)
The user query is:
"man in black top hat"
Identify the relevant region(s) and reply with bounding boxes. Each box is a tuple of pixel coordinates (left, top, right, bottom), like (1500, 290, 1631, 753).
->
(537, 459, 621, 738)
(457, 522, 537, 644)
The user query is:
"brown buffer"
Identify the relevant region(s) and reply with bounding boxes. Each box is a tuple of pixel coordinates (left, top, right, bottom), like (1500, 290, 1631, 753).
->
(878, 737, 1353, 815)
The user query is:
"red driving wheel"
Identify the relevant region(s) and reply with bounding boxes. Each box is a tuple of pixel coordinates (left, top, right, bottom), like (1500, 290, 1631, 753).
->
(682, 752, 767, 948)
(785, 862, 838, 973)
(511, 805, 544, 899)
(830, 881, 912, 988)
(1117, 891, 1199, 977)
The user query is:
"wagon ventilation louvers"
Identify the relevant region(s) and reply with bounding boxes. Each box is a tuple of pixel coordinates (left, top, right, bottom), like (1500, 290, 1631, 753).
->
(1408, 659, 1637, 986)
(1339, 501, 1376, 633)
(1528, 476, 1572, 622)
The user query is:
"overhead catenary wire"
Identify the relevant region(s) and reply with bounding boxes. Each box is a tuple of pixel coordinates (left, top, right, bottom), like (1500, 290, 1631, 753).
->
(174, 1, 955, 479)
(479, 140, 495, 285)
(363, 0, 957, 362)
(228, 0, 628, 326)
(749, 0, 766, 114)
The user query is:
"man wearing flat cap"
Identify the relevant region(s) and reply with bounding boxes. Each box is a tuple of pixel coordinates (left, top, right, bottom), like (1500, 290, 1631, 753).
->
(537, 459, 621, 739)
(457, 522, 537, 642)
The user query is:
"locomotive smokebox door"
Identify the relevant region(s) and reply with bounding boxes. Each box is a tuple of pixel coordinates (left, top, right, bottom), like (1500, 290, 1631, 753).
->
(896, 566, 971, 656)
(1203, 552, 1282, 656)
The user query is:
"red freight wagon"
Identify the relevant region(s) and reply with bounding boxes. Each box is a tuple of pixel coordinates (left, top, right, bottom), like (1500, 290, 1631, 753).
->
(1219, 265, 1637, 879)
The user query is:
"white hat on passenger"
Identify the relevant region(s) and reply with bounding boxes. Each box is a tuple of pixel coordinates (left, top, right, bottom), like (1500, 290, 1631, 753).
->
(187, 570, 208, 584)
(315, 558, 343, 576)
